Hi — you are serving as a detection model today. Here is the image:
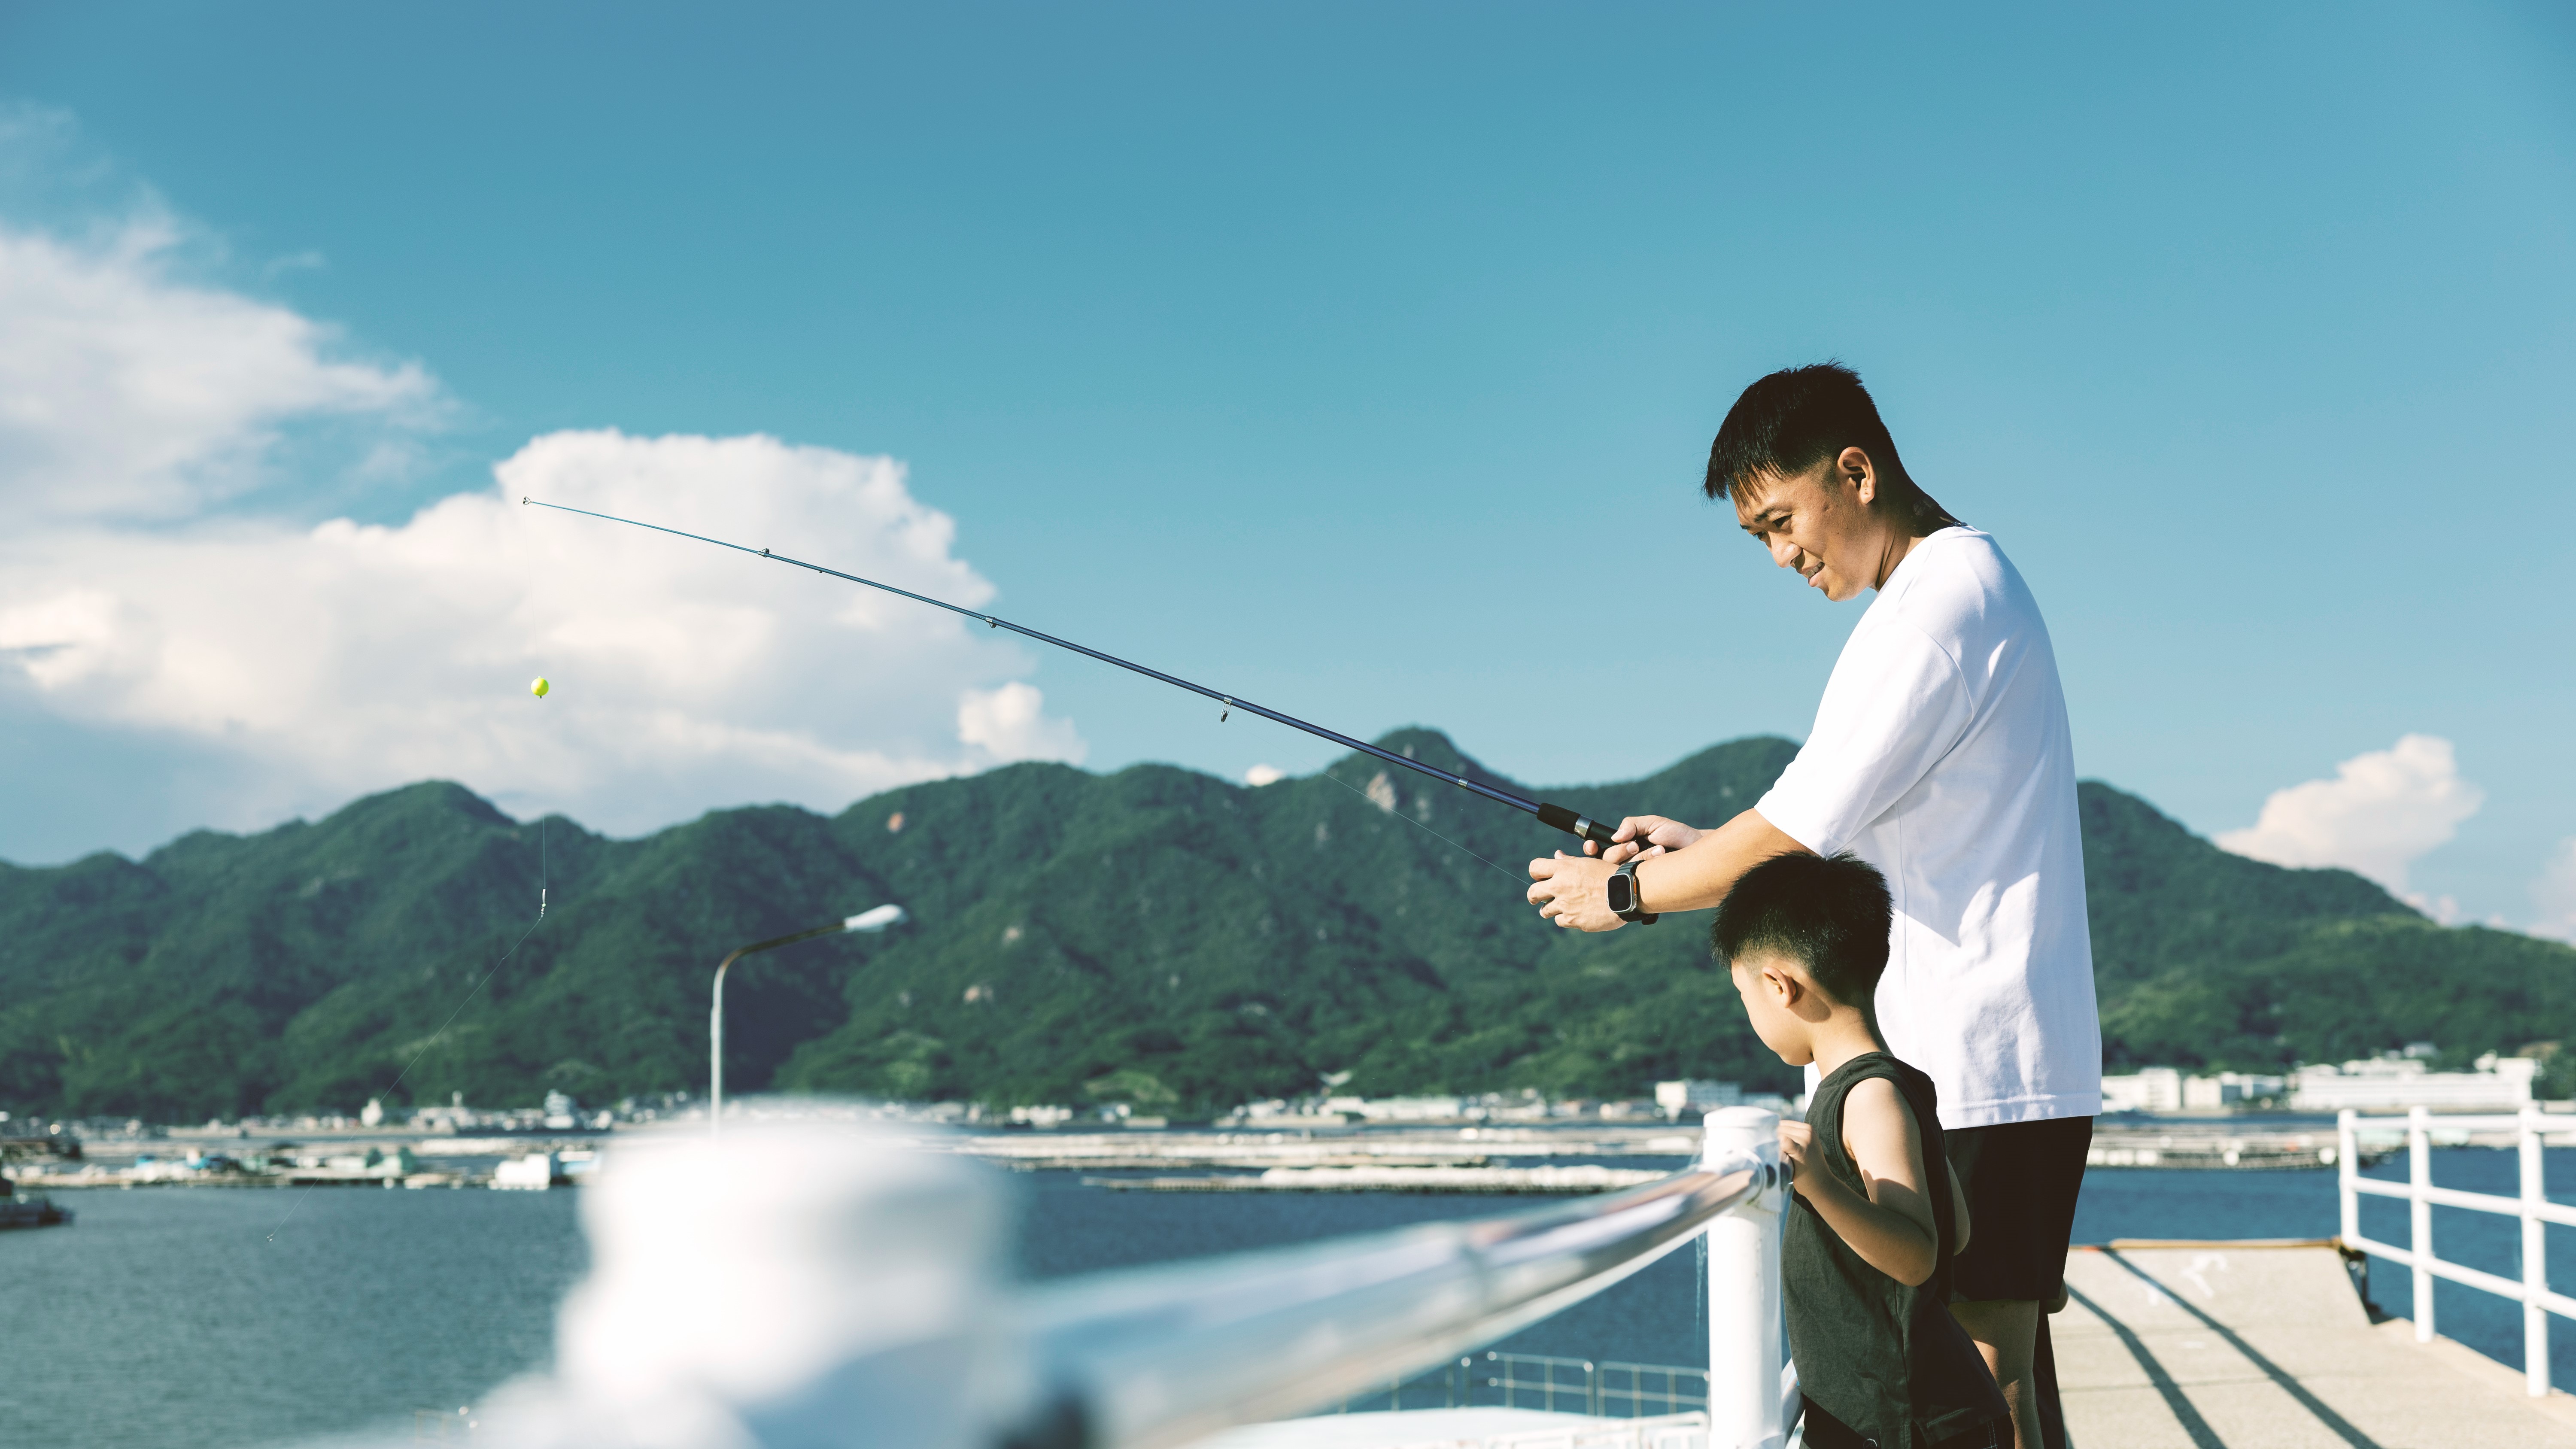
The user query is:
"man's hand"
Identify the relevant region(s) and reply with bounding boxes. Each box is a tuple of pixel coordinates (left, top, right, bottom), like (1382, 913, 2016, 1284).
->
(1585, 815, 1706, 865)
(1525, 851, 1622, 932)
(1524, 806, 1810, 926)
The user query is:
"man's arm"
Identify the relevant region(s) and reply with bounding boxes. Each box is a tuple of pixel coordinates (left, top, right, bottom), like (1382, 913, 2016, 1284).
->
(1525, 807, 1812, 932)
(1775, 1078, 1945, 1287)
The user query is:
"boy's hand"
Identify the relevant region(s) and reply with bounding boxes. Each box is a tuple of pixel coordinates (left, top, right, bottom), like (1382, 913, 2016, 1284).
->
(1585, 815, 1704, 864)
(1776, 1120, 1814, 1189)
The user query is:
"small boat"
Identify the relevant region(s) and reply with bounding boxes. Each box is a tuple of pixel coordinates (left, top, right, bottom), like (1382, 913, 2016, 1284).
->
(0, 1194, 73, 1230)
(0, 1174, 74, 1229)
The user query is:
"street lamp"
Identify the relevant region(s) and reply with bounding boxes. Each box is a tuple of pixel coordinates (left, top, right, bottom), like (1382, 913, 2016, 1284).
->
(711, 903, 906, 1136)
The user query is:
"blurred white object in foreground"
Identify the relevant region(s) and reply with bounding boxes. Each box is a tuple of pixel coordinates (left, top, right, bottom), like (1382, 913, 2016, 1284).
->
(465, 1120, 1027, 1449)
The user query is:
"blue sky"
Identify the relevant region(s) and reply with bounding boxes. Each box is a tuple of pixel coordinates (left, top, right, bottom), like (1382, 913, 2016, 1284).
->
(1, 3, 2570, 932)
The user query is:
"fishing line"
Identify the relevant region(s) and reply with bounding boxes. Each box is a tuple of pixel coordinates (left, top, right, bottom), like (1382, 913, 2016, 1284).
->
(1316, 766, 1526, 887)
(380, 830, 544, 1101)
(266, 817, 550, 1242)
(520, 498, 1639, 854)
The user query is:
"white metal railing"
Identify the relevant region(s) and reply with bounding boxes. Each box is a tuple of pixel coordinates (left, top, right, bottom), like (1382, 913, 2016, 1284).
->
(1440, 1413, 1715, 1449)
(2337, 1105, 2576, 1397)
(357, 1109, 1798, 1449)
(1340, 1351, 1713, 1418)
(1024, 1107, 1794, 1449)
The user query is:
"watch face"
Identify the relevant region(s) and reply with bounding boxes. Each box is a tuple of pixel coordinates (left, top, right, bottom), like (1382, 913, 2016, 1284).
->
(1607, 872, 1633, 912)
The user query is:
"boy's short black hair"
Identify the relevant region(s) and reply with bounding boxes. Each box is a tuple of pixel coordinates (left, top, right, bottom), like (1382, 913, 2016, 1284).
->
(1712, 851, 1893, 1009)
(1703, 361, 1914, 504)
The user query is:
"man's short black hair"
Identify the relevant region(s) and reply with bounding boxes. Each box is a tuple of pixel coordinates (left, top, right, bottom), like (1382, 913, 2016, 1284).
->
(1712, 851, 1892, 1009)
(1703, 361, 1913, 504)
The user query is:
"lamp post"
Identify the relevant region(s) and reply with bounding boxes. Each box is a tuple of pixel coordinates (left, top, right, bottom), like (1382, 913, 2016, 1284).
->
(711, 903, 906, 1137)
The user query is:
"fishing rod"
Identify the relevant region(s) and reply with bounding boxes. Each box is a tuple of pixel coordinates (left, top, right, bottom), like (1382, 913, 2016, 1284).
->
(521, 497, 1646, 870)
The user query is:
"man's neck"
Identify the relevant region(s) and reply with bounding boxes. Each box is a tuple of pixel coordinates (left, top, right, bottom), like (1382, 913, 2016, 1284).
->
(1868, 515, 1952, 591)
(1807, 1015, 1889, 1078)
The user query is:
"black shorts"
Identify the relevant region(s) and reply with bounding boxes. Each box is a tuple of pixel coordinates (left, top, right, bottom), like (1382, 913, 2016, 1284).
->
(1945, 1115, 2093, 1303)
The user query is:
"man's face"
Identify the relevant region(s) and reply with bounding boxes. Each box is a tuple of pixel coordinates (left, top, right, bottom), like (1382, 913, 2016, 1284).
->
(1732, 452, 1878, 603)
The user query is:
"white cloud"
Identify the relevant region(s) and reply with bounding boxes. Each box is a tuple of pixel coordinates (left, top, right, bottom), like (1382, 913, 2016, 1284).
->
(2534, 839, 2576, 942)
(1244, 763, 1285, 787)
(0, 199, 1083, 840)
(2216, 734, 2483, 896)
(0, 429, 1085, 836)
(0, 216, 438, 521)
(0, 121, 1108, 864)
(957, 681, 1087, 766)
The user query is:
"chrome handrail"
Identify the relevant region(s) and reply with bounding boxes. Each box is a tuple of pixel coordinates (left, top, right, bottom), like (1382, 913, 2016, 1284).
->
(1014, 1155, 1773, 1449)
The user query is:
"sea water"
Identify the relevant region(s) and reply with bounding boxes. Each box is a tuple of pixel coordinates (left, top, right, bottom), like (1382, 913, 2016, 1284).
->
(11, 1150, 2570, 1449)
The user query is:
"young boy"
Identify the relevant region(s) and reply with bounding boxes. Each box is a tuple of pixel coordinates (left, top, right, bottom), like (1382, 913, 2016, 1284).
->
(1717, 851, 2008, 1449)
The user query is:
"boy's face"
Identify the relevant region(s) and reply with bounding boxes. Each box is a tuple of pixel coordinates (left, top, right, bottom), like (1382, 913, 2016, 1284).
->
(1733, 448, 1889, 603)
(1727, 951, 1815, 1067)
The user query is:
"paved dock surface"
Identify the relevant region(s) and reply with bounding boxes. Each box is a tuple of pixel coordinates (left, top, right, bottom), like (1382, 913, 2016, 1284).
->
(2058, 1241, 2576, 1448)
(1198, 1408, 1705, 1449)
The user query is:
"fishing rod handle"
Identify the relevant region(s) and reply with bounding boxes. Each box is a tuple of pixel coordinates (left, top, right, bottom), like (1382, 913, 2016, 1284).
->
(1535, 802, 1622, 847)
(1532, 803, 1659, 924)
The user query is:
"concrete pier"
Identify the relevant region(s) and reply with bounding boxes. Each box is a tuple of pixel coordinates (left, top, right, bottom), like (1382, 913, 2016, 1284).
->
(2058, 1241, 2576, 1447)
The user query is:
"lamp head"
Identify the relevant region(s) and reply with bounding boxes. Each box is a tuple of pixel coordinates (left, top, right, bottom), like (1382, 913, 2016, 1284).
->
(844, 904, 906, 933)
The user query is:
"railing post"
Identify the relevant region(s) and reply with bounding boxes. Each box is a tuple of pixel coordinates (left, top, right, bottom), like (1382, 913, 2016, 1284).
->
(1704, 1106, 1785, 1449)
(2337, 1109, 2358, 1247)
(2523, 1104, 2549, 1397)
(2410, 1105, 2434, 1344)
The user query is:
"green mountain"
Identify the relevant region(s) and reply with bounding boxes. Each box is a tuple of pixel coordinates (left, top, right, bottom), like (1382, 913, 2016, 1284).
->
(3, 731, 2569, 1121)
(2079, 785, 2576, 1079)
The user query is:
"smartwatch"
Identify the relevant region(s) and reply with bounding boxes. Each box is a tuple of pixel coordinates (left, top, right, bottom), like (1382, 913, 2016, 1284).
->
(1607, 862, 1658, 924)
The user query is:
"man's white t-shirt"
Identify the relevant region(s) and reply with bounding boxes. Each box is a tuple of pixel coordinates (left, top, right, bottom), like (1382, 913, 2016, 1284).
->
(1757, 526, 2102, 1130)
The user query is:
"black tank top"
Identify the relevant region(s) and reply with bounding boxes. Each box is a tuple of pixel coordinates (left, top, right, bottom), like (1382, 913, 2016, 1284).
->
(1783, 1052, 2007, 1449)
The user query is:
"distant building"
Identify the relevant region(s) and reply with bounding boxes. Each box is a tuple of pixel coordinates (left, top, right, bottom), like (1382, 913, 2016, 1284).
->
(2288, 1054, 2538, 1112)
(2184, 1072, 2286, 1109)
(1472, 1093, 1551, 1122)
(2104, 1055, 2543, 1113)
(2102, 1068, 2288, 1113)
(413, 1106, 472, 1132)
(318, 1146, 418, 1177)
(1654, 1081, 1741, 1119)
(1324, 1096, 1465, 1122)
(2101, 1068, 2182, 1113)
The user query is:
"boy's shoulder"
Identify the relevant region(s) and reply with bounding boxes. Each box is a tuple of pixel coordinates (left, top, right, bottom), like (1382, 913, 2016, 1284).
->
(1823, 1048, 1937, 1091)
(1831, 1064, 1940, 1193)
(1828, 1054, 1939, 1129)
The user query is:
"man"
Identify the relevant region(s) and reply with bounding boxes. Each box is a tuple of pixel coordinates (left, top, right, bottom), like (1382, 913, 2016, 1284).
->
(1525, 363, 2100, 1449)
